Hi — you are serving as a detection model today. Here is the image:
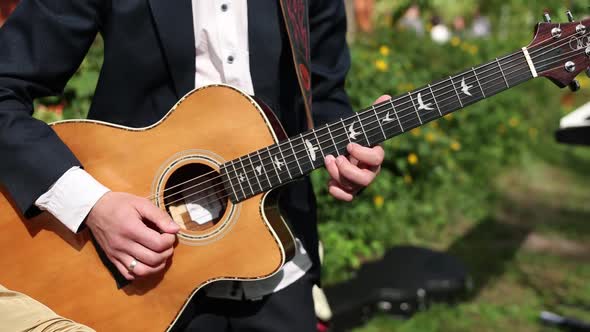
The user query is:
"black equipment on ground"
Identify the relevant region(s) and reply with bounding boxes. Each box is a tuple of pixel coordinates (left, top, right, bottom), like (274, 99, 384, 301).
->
(555, 101, 590, 146)
(323, 246, 471, 331)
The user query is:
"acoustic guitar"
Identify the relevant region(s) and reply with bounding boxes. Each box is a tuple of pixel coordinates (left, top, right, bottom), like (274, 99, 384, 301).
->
(1, 15, 589, 331)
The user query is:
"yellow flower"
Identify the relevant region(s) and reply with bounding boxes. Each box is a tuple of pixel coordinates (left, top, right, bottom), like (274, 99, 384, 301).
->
(410, 127, 421, 137)
(450, 36, 461, 47)
(578, 75, 589, 88)
(450, 140, 461, 151)
(469, 45, 478, 55)
(444, 113, 453, 121)
(398, 83, 415, 91)
(375, 59, 388, 72)
(528, 127, 538, 139)
(430, 121, 439, 129)
(404, 174, 413, 184)
(408, 153, 419, 165)
(508, 117, 520, 127)
(379, 45, 390, 57)
(426, 132, 436, 142)
(373, 195, 384, 208)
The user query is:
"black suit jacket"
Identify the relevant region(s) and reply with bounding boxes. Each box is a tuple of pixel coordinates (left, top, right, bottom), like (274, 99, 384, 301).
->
(0, 0, 353, 277)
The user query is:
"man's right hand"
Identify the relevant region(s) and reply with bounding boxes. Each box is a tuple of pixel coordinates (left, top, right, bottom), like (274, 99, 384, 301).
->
(85, 192, 180, 280)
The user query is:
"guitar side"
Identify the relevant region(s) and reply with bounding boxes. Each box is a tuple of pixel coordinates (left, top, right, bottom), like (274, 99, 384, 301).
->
(0, 85, 295, 331)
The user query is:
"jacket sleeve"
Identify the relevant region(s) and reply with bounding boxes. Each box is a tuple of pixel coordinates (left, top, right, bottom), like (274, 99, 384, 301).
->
(0, 0, 104, 217)
(308, 0, 354, 126)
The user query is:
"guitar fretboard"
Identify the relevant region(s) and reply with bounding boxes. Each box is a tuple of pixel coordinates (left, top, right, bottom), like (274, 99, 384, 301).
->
(221, 49, 535, 203)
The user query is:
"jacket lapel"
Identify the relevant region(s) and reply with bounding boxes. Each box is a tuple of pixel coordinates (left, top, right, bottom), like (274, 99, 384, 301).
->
(147, 0, 195, 98)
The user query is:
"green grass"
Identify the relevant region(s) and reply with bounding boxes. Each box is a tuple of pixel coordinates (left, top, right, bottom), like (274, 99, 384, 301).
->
(351, 139, 590, 331)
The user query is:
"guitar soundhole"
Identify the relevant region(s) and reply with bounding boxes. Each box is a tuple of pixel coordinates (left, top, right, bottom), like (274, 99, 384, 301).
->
(163, 163, 228, 232)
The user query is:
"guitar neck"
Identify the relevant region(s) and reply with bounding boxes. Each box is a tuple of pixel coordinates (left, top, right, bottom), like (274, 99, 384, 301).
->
(222, 47, 536, 203)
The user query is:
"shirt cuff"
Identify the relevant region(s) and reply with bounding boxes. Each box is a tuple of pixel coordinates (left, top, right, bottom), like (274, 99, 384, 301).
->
(35, 167, 110, 233)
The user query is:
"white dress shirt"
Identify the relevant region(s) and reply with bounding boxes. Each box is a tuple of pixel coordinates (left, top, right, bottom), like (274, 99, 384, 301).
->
(35, 0, 311, 299)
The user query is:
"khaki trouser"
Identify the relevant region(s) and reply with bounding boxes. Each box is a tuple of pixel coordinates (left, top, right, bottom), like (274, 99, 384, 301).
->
(0, 285, 94, 332)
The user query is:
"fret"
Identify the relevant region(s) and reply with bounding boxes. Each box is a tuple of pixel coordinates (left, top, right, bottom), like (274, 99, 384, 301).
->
(312, 130, 325, 159)
(454, 73, 484, 106)
(502, 53, 532, 87)
(389, 99, 404, 132)
(375, 104, 401, 139)
(230, 160, 246, 200)
(277, 143, 293, 180)
(431, 77, 462, 115)
(413, 88, 439, 123)
(472, 67, 486, 98)
(356, 112, 370, 146)
(340, 118, 353, 144)
(247, 153, 263, 194)
(428, 84, 443, 117)
(238, 157, 254, 197)
(393, 95, 421, 132)
(315, 125, 336, 157)
(372, 105, 387, 140)
(477, 62, 507, 97)
(256, 150, 273, 189)
(496, 57, 510, 88)
(408, 92, 423, 125)
(449, 76, 464, 108)
(361, 108, 385, 146)
(221, 164, 239, 202)
(266, 146, 283, 184)
(325, 124, 340, 156)
(298, 133, 316, 170)
(288, 138, 304, 175)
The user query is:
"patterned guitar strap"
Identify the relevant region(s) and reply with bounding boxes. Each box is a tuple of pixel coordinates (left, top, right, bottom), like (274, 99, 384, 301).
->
(279, 0, 314, 129)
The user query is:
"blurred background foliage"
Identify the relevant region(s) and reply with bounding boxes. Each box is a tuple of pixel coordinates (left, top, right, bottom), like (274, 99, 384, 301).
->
(316, 0, 590, 282)
(30, 0, 590, 330)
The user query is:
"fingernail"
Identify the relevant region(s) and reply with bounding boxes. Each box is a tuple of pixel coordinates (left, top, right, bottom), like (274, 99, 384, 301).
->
(347, 143, 356, 152)
(336, 156, 345, 165)
(325, 155, 334, 164)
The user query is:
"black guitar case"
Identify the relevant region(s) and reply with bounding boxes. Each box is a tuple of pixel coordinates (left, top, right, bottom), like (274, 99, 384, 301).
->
(323, 245, 471, 331)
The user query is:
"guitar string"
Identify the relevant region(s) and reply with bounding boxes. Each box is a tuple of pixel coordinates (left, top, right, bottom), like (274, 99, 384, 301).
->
(148, 28, 584, 204)
(145, 28, 572, 202)
(160, 45, 580, 210)
(210, 37, 588, 194)
(162, 35, 585, 210)
(151, 32, 588, 207)
(180, 46, 584, 221)
(147, 28, 582, 204)
(182, 25, 590, 204)
(169, 61, 564, 215)
(159, 50, 546, 206)
(176, 67, 552, 221)
(165, 66, 532, 209)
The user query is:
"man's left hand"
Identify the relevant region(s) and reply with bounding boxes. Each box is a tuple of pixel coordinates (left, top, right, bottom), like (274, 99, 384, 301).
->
(324, 95, 390, 201)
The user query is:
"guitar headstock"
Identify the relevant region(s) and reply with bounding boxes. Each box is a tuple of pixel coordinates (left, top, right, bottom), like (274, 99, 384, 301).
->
(529, 11, 590, 90)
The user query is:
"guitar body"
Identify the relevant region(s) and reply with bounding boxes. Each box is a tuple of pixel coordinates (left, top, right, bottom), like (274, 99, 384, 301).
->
(0, 85, 296, 331)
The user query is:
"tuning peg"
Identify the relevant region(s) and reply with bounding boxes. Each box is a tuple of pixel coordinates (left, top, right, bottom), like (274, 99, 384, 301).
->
(569, 79, 581, 92)
(566, 10, 574, 22)
(543, 12, 552, 23)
